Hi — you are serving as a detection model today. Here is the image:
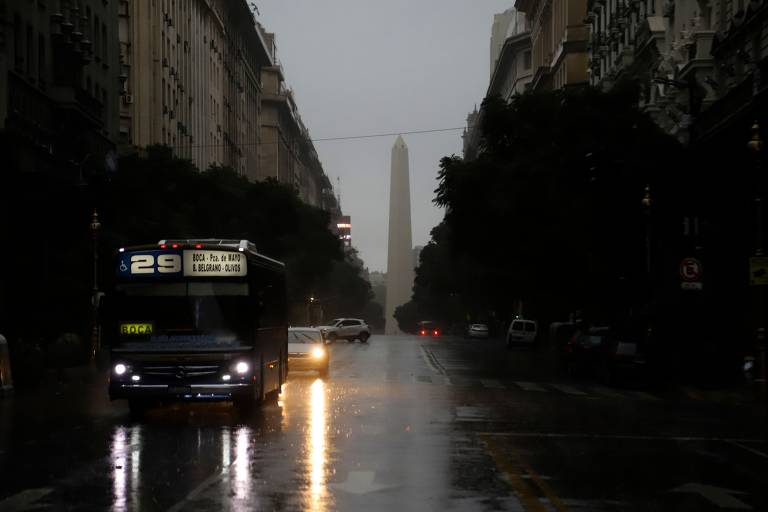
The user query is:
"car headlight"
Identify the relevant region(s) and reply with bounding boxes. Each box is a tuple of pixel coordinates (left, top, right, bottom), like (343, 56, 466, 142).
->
(235, 361, 249, 375)
(312, 347, 325, 359)
(114, 363, 128, 375)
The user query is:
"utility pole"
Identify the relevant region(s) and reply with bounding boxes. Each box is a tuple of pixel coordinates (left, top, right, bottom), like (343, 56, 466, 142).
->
(748, 122, 767, 399)
(90, 210, 101, 362)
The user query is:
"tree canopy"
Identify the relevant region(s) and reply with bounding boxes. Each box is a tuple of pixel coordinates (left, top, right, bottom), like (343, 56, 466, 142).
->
(397, 85, 684, 332)
(1, 145, 383, 351)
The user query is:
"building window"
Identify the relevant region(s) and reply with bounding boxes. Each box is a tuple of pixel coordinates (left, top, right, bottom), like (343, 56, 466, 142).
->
(102, 23, 107, 61)
(14, 14, 22, 71)
(38, 33, 46, 86)
(94, 15, 100, 59)
(26, 24, 34, 77)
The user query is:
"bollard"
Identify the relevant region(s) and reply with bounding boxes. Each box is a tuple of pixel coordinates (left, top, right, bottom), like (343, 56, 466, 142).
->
(0, 334, 13, 396)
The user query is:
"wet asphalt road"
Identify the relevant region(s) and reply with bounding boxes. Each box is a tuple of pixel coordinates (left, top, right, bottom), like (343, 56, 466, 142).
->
(1, 335, 767, 511)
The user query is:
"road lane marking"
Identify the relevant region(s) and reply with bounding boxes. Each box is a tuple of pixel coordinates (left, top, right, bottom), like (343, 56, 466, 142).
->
(0, 488, 53, 512)
(515, 381, 547, 392)
(456, 406, 491, 421)
(481, 435, 550, 512)
(671, 483, 751, 510)
(167, 464, 229, 512)
(330, 471, 398, 494)
(627, 390, 660, 401)
(481, 379, 505, 389)
(418, 346, 445, 375)
(725, 439, 768, 459)
(548, 384, 587, 396)
(588, 386, 625, 398)
(479, 432, 768, 444)
(481, 434, 569, 512)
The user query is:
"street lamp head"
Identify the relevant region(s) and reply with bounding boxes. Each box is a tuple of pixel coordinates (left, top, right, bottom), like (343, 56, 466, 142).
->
(748, 121, 764, 153)
(641, 185, 653, 208)
(90, 210, 101, 232)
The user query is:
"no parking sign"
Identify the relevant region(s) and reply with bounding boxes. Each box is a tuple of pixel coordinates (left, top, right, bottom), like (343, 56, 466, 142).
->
(680, 258, 703, 290)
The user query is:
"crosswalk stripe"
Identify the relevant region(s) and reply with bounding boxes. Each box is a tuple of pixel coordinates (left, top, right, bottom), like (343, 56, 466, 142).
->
(627, 390, 660, 401)
(548, 384, 588, 395)
(589, 386, 625, 398)
(515, 381, 547, 392)
(481, 379, 505, 389)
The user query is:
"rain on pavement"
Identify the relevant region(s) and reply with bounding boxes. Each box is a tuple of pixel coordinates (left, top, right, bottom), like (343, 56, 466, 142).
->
(1, 335, 767, 511)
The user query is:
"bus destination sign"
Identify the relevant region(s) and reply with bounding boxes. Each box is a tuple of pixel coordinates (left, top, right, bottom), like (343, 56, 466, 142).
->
(184, 250, 246, 277)
(117, 250, 247, 278)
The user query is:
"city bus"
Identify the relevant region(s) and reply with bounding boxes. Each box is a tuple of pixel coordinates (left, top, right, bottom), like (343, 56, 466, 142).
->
(102, 239, 287, 416)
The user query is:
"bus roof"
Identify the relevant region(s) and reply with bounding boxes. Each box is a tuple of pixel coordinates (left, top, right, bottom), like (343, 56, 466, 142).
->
(119, 239, 285, 271)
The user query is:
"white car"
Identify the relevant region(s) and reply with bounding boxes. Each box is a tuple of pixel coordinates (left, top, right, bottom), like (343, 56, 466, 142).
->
(468, 324, 489, 338)
(288, 327, 329, 377)
(318, 318, 371, 343)
(507, 319, 538, 346)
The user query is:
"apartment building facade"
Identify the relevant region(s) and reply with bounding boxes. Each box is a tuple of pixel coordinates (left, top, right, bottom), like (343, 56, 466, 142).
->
(1, 0, 120, 175)
(463, 7, 533, 159)
(117, 0, 272, 180)
(515, 0, 590, 91)
(259, 32, 336, 209)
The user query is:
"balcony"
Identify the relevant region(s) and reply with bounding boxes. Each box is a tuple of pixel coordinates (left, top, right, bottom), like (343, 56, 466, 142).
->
(6, 72, 57, 144)
(48, 85, 103, 126)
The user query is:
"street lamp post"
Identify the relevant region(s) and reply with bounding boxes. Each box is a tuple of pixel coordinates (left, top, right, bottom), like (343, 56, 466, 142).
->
(641, 185, 656, 367)
(307, 296, 315, 326)
(90, 210, 101, 362)
(748, 122, 767, 398)
(642, 185, 653, 279)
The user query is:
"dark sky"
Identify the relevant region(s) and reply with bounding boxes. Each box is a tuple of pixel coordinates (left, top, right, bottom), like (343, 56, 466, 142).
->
(260, 1, 512, 272)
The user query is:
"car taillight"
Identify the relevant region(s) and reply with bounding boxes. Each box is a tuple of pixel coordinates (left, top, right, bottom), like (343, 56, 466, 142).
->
(433, 330, 439, 336)
(420, 330, 426, 335)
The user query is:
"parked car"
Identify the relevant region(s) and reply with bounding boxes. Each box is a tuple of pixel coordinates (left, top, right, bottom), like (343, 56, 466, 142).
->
(467, 323, 489, 339)
(318, 318, 371, 343)
(506, 319, 537, 347)
(564, 326, 646, 385)
(417, 321, 441, 337)
(288, 327, 329, 377)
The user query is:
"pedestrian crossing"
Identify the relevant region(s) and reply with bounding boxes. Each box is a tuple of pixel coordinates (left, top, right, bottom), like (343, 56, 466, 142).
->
(335, 370, 664, 401)
(411, 347, 666, 401)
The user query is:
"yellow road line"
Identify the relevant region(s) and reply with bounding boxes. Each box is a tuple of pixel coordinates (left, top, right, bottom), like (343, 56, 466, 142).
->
(481, 434, 569, 512)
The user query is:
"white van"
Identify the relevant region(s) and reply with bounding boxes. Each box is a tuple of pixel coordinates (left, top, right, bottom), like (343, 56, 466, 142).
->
(507, 319, 537, 346)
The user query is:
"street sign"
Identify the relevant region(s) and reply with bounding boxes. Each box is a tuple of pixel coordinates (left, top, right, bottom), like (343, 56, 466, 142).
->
(679, 258, 703, 282)
(749, 256, 768, 285)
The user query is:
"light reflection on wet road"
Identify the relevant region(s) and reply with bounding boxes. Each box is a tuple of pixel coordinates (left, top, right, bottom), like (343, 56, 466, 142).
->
(1, 335, 767, 511)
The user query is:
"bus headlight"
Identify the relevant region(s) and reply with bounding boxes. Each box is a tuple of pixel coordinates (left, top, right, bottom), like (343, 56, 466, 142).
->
(312, 347, 325, 359)
(114, 363, 128, 376)
(235, 361, 249, 375)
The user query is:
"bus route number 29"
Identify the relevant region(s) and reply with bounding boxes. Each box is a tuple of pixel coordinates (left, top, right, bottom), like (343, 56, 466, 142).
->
(130, 254, 182, 274)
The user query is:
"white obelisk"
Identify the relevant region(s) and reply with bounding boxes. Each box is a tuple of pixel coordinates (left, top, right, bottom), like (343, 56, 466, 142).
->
(385, 135, 414, 335)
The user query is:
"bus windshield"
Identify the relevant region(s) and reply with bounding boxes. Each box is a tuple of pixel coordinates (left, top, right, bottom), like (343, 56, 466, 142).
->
(109, 282, 254, 349)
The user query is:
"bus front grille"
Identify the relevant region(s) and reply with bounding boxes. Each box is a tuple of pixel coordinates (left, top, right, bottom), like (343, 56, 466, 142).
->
(142, 365, 221, 378)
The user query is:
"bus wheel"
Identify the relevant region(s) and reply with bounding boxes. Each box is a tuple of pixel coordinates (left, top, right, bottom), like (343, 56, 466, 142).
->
(128, 399, 149, 419)
(264, 388, 280, 404)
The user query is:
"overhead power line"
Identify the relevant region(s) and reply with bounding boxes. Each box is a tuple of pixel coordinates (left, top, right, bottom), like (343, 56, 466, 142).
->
(165, 126, 465, 151)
